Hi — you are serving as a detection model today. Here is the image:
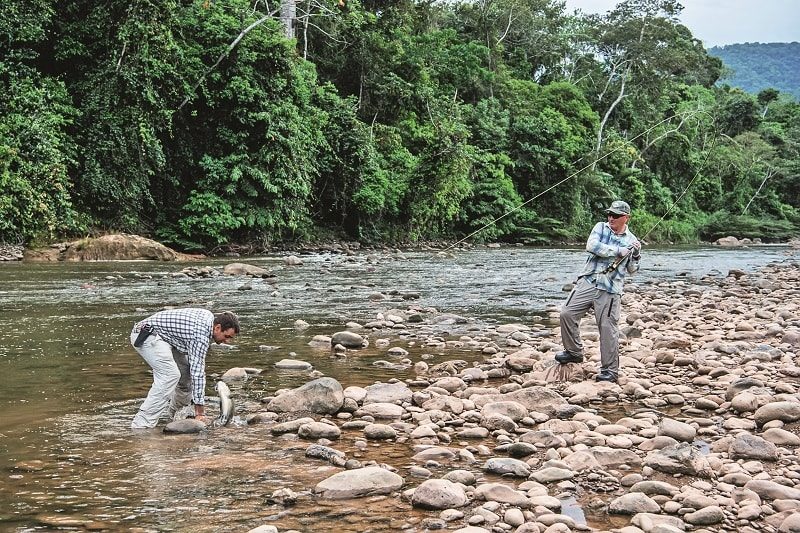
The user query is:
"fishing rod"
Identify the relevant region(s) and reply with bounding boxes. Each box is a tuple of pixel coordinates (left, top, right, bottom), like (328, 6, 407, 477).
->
(442, 108, 710, 253)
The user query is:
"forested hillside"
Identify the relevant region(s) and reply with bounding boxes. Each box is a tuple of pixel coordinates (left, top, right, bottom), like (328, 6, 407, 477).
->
(709, 42, 800, 100)
(2, 0, 798, 251)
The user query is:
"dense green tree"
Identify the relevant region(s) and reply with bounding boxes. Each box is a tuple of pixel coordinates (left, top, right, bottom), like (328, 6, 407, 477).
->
(0, 0, 796, 247)
(0, 0, 82, 243)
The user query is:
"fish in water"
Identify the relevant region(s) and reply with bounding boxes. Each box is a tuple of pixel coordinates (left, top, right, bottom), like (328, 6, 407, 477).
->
(215, 381, 234, 426)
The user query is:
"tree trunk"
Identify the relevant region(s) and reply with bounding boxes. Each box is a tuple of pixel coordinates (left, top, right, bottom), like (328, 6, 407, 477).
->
(280, 0, 296, 40)
(593, 73, 626, 170)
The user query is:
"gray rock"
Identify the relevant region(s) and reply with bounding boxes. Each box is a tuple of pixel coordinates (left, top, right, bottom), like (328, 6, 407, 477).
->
(483, 458, 531, 477)
(298, 421, 341, 439)
(163, 419, 206, 434)
(684, 506, 724, 525)
(443, 470, 476, 486)
(609, 492, 661, 514)
(363, 382, 412, 404)
(411, 479, 468, 509)
(729, 433, 779, 461)
(644, 443, 714, 478)
(315, 466, 403, 499)
(270, 417, 316, 434)
(305, 444, 346, 465)
(268, 377, 344, 414)
(657, 418, 697, 442)
(274, 359, 313, 370)
(330, 331, 366, 348)
(745, 479, 800, 501)
(364, 423, 397, 440)
(754, 401, 800, 426)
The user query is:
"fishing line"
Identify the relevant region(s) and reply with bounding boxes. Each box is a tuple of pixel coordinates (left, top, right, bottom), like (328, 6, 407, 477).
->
(443, 109, 705, 252)
(602, 129, 718, 274)
(638, 129, 717, 242)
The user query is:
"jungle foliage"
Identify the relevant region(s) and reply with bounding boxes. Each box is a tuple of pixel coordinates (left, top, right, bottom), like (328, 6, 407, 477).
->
(1, 0, 798, 249)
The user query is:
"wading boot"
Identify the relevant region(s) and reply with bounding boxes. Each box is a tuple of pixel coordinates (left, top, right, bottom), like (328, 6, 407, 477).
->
(554, 351, 583, 364)
(595, 370, 618, 383)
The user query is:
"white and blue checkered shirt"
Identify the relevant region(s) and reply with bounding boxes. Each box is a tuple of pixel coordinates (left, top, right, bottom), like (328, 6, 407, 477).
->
(578, 221, 640, 294)
(134, 308, 214, 405)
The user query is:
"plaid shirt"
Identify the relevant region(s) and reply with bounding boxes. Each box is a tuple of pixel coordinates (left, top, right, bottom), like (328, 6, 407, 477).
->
(133, 308, 214, 405)
(577, 221, 640, 295)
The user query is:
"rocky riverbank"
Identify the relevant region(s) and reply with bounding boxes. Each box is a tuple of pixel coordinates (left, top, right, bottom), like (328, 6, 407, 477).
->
(0, 243, 23, 261)
(169, 253, 799, 533)
(10, 233, 799, 262)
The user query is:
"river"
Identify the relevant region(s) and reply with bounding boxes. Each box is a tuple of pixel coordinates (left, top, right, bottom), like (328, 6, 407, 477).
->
(0, 244, 792, 531)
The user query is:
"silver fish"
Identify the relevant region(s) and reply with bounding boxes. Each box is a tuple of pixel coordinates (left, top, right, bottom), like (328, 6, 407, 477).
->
(215, 381, 234, 426)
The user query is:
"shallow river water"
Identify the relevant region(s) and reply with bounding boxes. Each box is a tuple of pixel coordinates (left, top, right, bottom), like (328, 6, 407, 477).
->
(0, 244, 792, 532)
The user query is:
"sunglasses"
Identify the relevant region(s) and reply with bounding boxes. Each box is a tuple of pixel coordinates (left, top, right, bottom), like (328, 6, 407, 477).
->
(607, 212, 626, 219)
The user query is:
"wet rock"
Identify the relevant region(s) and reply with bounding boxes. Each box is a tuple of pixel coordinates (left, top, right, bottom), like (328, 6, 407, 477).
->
(223, 262, 272, 277)
(267, 377, 344, 414)
(330, 331, 366, 348)
(298, 421, 341, 440)
(274, 359, 313, 370)
(305, 444, 346, 465)
(483, 458, 531, 477)
(163, 419, 206, 434)
(315, 466, 404, 499)
(271, 417, 315, 435)
(364, 423, 397, 440)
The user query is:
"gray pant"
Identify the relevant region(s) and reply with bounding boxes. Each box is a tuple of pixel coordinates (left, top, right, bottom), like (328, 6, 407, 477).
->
(560, 277, 621, 376)
(130, 332, 192, 429)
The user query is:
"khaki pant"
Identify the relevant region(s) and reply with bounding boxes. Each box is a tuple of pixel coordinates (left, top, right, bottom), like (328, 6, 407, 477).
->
(130, 331, 191, 429)
(559, 277, 621, 376)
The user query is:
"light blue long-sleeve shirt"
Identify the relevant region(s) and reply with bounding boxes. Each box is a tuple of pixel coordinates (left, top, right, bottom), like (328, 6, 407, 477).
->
(578, 221, 640, 294)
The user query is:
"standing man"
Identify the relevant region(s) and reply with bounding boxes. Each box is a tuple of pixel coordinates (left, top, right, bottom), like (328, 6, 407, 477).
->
(555, 200, 641, 382)
(129, 308, 240, 429)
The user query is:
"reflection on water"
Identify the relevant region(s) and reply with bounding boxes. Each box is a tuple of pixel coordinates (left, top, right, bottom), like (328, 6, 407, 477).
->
(559, 496, 587, 525)
(0, 245, 791, 530)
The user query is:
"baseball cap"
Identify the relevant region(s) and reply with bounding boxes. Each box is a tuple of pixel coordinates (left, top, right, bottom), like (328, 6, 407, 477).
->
(605, 200, 631, 215)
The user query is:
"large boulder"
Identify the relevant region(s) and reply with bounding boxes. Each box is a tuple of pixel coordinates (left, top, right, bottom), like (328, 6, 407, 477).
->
(315, 466, 403, 499)
(267, 377, 344, 414)
(25, 234, 195, 262)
